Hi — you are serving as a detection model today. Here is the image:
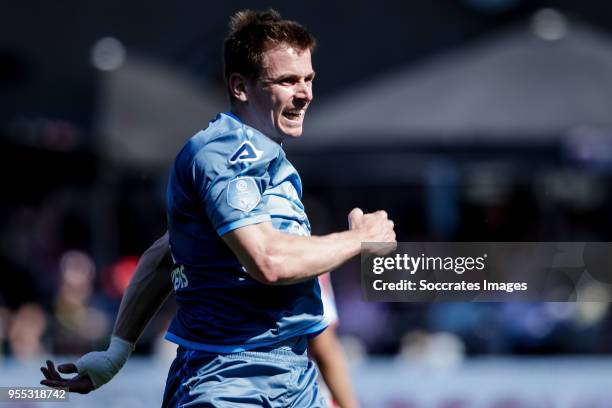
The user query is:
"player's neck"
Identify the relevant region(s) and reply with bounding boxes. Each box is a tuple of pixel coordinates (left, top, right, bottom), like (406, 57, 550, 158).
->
(229, 108, 283, 145)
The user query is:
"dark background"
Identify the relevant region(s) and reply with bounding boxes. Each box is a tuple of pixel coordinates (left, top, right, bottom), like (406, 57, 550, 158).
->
(2, 0, 612, 360)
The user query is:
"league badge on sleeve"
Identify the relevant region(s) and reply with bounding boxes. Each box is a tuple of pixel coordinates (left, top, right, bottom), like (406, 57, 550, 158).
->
(229, 141, 263, 164)
(227, 177, 261, 212)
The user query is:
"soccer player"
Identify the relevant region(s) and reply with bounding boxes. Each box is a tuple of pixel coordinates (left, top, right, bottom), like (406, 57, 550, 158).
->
(41, 9, 394, 407)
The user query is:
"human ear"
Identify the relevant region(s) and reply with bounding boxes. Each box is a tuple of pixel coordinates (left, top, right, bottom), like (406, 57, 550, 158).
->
(228, 73, 248, 102)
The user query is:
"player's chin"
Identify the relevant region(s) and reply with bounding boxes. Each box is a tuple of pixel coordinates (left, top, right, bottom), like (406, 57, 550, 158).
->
(276, 113, 306, 138)
(279, 123, 304, 138)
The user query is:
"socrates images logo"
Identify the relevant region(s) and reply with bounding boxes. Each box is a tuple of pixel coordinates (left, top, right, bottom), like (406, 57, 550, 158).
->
(229, 141, 263, 164)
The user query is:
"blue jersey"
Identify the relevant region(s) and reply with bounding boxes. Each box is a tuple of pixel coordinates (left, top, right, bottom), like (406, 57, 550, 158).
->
(165, 112, 326, 352)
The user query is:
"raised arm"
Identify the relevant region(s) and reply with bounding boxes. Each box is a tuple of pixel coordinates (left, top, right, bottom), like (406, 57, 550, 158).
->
(222, 208, 395, 285)
(41, 232, 173, 393)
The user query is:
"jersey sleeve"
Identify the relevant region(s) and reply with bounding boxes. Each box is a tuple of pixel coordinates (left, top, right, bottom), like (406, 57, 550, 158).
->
(192, 131, 279, 236)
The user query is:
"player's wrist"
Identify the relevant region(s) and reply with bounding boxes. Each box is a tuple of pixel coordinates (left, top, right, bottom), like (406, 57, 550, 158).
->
(107, 335, 135, 363)
(75, 336, 135, 389)
(341, 229, 366, 257)
(348, 228, 371, 244)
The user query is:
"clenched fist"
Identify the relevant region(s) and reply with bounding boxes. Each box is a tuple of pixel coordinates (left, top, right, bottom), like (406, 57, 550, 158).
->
(348, 208, 396, 254)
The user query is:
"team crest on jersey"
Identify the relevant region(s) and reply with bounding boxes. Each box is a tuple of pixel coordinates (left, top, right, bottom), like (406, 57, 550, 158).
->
(227, 177, 261, 212)
(229, 141, 263, 164)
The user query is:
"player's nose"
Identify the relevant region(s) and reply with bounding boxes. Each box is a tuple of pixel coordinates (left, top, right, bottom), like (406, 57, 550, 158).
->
(294, 80, 313, 103)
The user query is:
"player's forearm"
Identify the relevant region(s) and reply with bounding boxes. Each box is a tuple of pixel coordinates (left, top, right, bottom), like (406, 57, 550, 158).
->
(223, 210, 395, 285)
(112, 232, 173, 343)
(259, 230, 362, 285)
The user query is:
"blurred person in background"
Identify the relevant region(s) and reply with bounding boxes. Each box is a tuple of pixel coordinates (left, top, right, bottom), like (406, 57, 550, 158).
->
(8, 303, 48, 360)
(41, 9, 394, 407)
(52, 250, 111, 355)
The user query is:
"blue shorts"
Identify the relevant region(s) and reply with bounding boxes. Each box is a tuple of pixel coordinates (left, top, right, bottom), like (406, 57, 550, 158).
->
(161, 336, 327, 407)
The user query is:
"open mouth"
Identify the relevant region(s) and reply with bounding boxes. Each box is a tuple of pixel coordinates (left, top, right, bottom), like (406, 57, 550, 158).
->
(282, 110, 304, 122)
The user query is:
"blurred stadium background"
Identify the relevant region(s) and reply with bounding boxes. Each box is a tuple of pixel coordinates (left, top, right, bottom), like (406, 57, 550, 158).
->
(2, 0, 612, 406)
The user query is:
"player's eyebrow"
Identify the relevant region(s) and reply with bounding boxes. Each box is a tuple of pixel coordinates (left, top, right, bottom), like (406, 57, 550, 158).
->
(266, 71, 316, 83)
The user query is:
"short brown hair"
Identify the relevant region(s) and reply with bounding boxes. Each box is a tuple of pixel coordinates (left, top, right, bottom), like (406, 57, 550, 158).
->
(223, 9, 316, 84)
